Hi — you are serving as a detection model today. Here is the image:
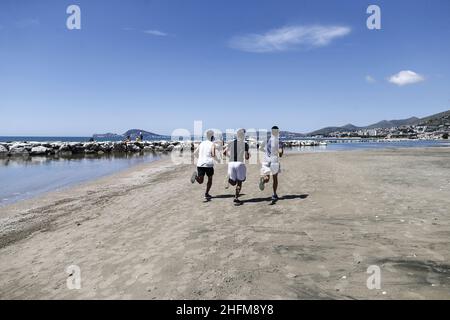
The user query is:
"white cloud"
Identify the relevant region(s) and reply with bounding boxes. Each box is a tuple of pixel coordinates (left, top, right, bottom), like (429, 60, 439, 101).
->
(365, 75, 376, 83)
(123, 28, 169, 37)
(388, 70, 425, 86)
(229, 25, 351, 53)
(143, 29, 168, 37)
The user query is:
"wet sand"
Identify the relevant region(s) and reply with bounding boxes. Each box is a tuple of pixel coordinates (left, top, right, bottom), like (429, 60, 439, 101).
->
(0, 148, 449, 299)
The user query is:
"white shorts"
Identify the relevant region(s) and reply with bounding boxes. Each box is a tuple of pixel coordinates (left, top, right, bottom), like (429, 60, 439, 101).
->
(261, 162, 281, 176)
(228, 162, 247, 182)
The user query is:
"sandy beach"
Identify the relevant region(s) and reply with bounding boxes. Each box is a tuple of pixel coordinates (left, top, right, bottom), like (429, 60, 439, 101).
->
(0, 148, 449, 299)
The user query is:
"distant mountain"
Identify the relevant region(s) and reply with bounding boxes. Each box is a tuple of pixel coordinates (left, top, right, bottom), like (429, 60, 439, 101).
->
(92, 132, 122, 139)
(309, 110, 449, 136)
(366, 117, 420, 129)
(93, 129, 167, 140)
(280, 130, 306, 139)
(123, 129, 166, 139)
(309, 124, 361, 136)
(415, 110, 450, 126)
(91, 110, 450, 140)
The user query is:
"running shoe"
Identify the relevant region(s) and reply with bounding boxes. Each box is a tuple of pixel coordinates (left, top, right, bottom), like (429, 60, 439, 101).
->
(259, 177, 265, 191)
(190, 171, 197, 184)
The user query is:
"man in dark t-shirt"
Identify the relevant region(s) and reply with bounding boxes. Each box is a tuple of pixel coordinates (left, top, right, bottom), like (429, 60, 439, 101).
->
(224, 129, 250, 205)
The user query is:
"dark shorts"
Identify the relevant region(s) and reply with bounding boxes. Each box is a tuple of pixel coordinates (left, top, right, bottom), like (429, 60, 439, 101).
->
(197, 167, 214, 177)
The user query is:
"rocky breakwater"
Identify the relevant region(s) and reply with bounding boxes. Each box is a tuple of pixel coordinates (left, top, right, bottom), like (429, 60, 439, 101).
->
(0, 141, 183, 157)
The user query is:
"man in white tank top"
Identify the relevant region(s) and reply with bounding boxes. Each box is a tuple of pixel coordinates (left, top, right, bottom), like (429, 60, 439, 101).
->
(190, 130, 216, 200)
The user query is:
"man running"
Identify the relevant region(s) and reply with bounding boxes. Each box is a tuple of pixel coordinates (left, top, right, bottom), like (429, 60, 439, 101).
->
(190, 130, 216, 200)
(259, 126, 284, 201)
(224, 129, 250, 205)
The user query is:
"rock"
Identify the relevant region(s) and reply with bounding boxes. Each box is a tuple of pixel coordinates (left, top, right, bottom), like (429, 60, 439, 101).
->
(9, 144, 30, 155)
(165, 145, 174, 152)
(100, 143, 112, 152)
(83, 142, 100, 152)
(134, 142, 144, 149)
(113, 143, 127, 152)
(50, 143, 62, 150)
(3, 140, 181, 157)
(71, 144, 85, 154)
(59, 143, 71, 152)
(30, 146, 51, 155)
(11, 143, 32, 150)
(127, 144, 141, 152)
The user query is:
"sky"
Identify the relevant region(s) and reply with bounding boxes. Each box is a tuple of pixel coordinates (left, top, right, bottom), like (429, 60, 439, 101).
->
(0, 0, 449, 136)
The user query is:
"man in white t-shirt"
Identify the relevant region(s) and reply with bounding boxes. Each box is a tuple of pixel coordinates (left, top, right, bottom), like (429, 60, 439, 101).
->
(259, 126, 284, 201)
(190, 130, 216, 200)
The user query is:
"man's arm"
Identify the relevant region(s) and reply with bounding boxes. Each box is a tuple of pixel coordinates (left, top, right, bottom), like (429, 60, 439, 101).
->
(245, 143, 250, 160)
(223, 143, 229, 158)
(212, 143, 221, 162)
(193, 145, 200, 157)
(279, 142, 284, 158)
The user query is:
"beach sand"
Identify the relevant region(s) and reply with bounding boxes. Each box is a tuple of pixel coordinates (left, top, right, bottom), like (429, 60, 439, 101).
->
(0, 148, 449, 299)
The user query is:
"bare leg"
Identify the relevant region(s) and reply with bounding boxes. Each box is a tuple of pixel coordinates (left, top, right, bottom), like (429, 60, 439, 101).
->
(196, 176, 204, 184)
(236, 181, 242, 198)
(206, 176, 212, 194)
(272, 174, 278, 196)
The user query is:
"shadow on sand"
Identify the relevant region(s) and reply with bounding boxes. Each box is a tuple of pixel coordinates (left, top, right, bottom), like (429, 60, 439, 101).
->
(210, 194, 246, 199)
(241, 194, 309, 204)
(206, 194, 309, 204)
(203, 194, 247, 202)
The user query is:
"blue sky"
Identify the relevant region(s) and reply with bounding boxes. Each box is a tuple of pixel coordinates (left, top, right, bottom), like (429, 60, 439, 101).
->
(0, 0, 449, 136)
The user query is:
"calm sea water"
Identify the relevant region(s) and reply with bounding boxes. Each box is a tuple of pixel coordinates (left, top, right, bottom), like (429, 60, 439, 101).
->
(286, 139, 450, 153)
(0, 138, 448, 207)
(0, 153, 165, 207)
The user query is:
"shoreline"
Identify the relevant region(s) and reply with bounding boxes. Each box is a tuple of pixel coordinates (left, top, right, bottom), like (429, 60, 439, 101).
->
(1, 138, 448, 157)
(1, 146, 449, 244)
(1, 147, 449, 299)
(2, 143, 449, 209)
(0, 156, 179, 248)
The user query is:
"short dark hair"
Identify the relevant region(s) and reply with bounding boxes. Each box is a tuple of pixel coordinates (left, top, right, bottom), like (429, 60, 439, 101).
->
(271, 126, 279, 130)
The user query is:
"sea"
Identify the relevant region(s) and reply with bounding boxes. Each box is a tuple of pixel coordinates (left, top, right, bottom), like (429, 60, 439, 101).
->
(0, 137, 449, 207)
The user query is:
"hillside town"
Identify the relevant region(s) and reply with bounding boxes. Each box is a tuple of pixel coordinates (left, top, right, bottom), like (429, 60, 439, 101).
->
(311, 111, 450, 140)
(319, 124, 450, 139)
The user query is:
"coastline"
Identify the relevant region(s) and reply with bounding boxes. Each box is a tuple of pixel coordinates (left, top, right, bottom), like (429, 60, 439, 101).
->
(1, 140, 448, 207)
(0, 157, 180, 248)
(1, 147, 449, 299)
